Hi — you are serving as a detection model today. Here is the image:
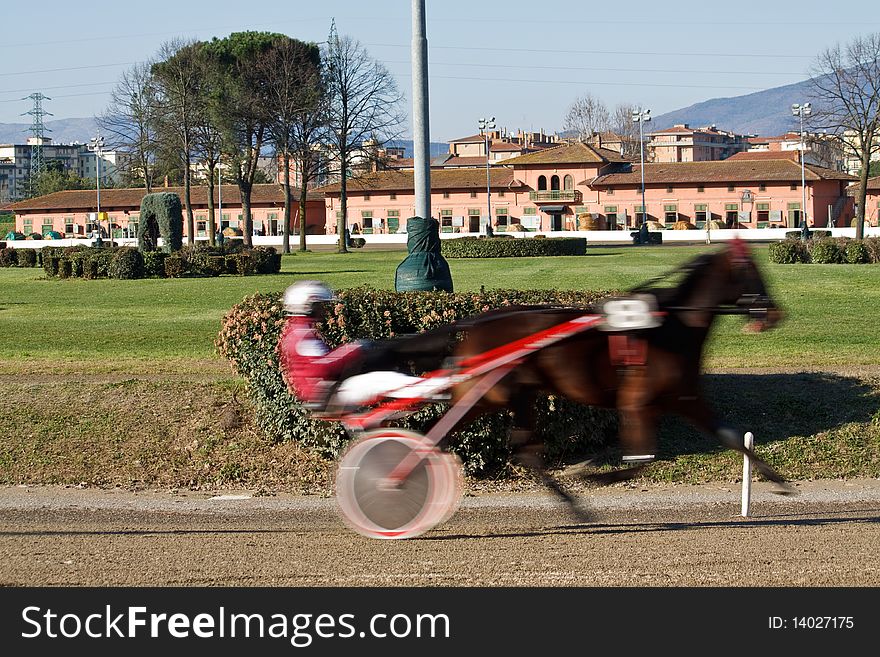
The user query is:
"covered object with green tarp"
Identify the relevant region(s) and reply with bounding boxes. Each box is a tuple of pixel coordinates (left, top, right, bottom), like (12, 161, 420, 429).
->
(394, 216, 453, 292)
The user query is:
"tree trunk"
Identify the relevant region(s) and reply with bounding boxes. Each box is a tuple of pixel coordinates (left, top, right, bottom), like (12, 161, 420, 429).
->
(856, 146, 872, 241)
(298, 153, 310, 253)
(183, 157, 195, 245)
(206, 161, 216, 246)
(239, 173, 253, 248)
(282, 151, 292, 254)
(337, 150, 349, 253)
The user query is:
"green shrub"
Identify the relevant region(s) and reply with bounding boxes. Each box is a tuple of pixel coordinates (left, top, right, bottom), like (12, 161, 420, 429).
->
(231, 252, 257, 276)
(217, 286, 617, 472)
(863, 237, 880, 264)
(768, 240, 809, 264)
(15, 248, 37, 267)
(142, 251, 169, 278)
(57, 258, 72, 278)
(784, 230, 831, 240)
(0, 247, 17, 267)
(110, 247, 145, 279)
(163, 255, 188, 278)
(41, 246, 64, 276)
(844, 241, 871, 264)
(809, 238, 845, 264)
(251, 246, 281, 274)
(441, 236, 587, 258)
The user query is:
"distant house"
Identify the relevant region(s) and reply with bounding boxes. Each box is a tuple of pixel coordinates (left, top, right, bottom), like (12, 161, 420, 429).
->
(9, 184, 325, 239)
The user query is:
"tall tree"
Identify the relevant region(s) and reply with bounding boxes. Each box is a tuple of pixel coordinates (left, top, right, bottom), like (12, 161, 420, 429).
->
(810, 32, 880, 239)
(260, 38, 323, 254)
(191, 49, 224, 246)
(152, 39, 202, 244)
(324, 24, 404, 253)
(203, 32, 285, 248)
(563, 93, 611, 142)
(97, 62, 158, 191)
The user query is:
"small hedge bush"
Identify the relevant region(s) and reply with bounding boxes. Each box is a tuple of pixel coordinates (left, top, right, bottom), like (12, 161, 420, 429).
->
(808, 238, 845, 264)
(110, 247, 145, 279)
(142, 251, 170, 278)
(768, 240, 809, 264)
(845, 241, 871, 264)
(15, 248, 38, 267)
(0, 247, 18, 267)
(217, 286, 618, 473)
(441, 236, 587, 258)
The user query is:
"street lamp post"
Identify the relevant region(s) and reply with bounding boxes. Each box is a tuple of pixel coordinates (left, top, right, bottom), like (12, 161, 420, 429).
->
(632, 108, 651, 230)
(87, 134, 108, 245)
(791, 102, 812, 231)
(478, 116, 495, 236)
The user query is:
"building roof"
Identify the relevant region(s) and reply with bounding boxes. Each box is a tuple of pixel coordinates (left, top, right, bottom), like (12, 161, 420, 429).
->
(868, 176, 880, 192)
(317, 168, 522, 194)
(726, 151, 802, 162)
(501, 142, 629, 166)
(490, 141, 525, 152)
(8, 184, 322, 213)
(436, 156, 489, 168)
(448, 133, 486, 144)
(588, 160, 857, 187)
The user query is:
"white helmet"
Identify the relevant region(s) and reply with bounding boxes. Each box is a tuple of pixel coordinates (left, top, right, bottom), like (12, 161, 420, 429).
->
(283, 280, 335, 316)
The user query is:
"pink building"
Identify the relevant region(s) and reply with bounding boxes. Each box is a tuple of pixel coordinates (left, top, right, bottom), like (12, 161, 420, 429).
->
(648, 124, 747, 163)
(588, 159, 855, 229)
(9, 184, 326, 239)
(319, 142, 629, 233)
(320, 145, 856, 234)
(857, 176, 880, 226)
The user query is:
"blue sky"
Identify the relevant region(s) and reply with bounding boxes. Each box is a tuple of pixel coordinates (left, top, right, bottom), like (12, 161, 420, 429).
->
(1, 0, 878, 141)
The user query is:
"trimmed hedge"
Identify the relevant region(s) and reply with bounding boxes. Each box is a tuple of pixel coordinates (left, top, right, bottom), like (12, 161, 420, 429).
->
(0, 247, 18, 267)
(770, 237, 880, 264)
(142, 251, 170, 278)
(441, 236, 587, 258)
(15, 248, 38, 267)
(217, 286, 618, 473)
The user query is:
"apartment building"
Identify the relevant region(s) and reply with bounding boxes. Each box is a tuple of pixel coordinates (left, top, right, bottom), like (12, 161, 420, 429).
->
(647, 124, 748, 163)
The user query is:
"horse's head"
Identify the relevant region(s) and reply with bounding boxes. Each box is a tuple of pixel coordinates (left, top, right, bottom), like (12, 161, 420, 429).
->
(725, 238, 784, 333)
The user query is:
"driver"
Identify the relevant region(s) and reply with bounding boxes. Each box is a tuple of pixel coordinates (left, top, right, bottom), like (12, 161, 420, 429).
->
(278, 281, 429, 411)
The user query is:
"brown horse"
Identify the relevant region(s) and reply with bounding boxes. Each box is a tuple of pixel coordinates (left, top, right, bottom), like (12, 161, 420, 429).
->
(444, 241, 789, 518)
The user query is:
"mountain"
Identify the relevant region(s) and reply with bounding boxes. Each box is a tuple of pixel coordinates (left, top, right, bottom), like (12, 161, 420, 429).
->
(0, 117, 100, 145)
(651, 78, 816, 136)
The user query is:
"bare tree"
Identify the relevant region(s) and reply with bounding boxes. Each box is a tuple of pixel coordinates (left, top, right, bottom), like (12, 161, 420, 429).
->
(610, 102, 643, 160)
(97, 62, 158, 191)
(563, 93, 611, 142)
(152, 39, 202, 244)
(191, 51, 224, 246)
(261, 39, 322, 254)
(324, 25, 405, 253)
(810, 32, 880, 239)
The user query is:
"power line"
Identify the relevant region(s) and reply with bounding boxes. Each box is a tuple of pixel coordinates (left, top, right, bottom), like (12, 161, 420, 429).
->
(395, 72, 769, 91)
(366, 42, 816, 60)
(0, 62, 138, 78)
(0, 81, 116, 97)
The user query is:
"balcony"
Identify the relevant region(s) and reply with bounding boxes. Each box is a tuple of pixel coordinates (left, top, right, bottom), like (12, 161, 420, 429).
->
(529, 189, 581, 203)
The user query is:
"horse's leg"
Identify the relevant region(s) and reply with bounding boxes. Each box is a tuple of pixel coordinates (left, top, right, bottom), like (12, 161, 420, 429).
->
(509, 390, 593, 522)
(581, 365, 656, 487)
(672, 395, 794, 495)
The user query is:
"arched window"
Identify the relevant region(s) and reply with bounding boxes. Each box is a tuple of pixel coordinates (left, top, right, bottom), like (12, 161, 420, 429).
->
(551, 175, 560, 190)
(538, 175, 547, 191)
(563, 175, 573, 190)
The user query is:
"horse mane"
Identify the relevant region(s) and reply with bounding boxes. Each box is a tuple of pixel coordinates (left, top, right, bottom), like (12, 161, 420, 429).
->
(628, 251, 721, 308)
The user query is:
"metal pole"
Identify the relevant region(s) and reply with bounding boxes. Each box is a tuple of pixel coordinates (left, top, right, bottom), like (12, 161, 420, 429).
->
(800, 113, 807, 228)
(485, 131, 491, 235)
(218, 164, 222, 238)
(639, 119, 646, 227)
(411, 0, 431, 221)
(741, 431, 754, 517)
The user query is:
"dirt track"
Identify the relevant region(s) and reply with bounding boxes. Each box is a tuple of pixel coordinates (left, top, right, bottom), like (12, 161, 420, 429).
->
(2, 480, 878, 587)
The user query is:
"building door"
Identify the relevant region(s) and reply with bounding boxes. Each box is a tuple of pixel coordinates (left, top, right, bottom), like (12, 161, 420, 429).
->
(551, 213, 562, 231)
(469, 215, 481, 232)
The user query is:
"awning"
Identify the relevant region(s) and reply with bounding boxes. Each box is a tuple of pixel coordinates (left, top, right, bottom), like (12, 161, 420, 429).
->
(540, 205, 566, 213)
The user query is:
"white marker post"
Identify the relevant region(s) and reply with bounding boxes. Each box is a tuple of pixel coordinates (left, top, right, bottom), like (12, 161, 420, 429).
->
(741, 431, 754, 517)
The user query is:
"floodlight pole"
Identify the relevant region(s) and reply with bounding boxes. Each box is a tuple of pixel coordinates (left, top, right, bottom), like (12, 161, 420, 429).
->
(412, 0, 432, 221)
(632, 109, 651, 228)
(479, 116, 495, 236)
(792, 103, 812, 230)
(88, 134, 108, 245)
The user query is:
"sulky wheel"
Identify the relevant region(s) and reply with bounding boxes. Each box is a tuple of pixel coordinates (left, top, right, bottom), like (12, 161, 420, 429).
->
(335, 429, 462, 539)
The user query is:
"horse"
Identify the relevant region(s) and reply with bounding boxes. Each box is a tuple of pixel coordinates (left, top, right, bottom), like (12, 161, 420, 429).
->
(439, 240, 790, 518)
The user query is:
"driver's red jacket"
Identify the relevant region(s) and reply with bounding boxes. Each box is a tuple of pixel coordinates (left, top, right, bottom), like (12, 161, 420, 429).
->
(278, 316, 364, 403)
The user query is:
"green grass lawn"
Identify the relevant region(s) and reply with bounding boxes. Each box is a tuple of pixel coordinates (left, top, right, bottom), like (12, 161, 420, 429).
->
(1, 243, 878, 374)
